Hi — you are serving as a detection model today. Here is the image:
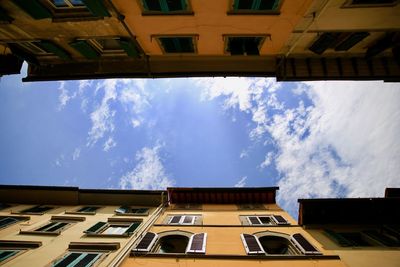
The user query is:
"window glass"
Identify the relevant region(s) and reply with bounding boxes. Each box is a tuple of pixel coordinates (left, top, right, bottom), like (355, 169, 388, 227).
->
(143, 0, 187, 12)
(234, 0, 279, 10)
(53, 252, 102, 267)
(21, 205, 53, 214)
(0, 250, 19, 263)
(103, 225, 129, 235)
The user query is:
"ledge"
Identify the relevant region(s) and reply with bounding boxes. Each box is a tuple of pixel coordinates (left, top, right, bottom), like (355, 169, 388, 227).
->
(130, 252, 341, 260)
(65, 211, 97, 216)
(69, 242, 120, 251)
(0, 240, 42, 248)
(52, 215, 86, 221)
(153, 224, 300, 227)
(19, 230, 60, 236)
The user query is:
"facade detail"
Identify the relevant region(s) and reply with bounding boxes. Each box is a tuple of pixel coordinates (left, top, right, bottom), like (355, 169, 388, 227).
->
(0, 0, 398, 81)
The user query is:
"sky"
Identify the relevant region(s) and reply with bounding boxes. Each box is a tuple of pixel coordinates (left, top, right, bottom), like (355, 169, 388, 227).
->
(0, 64, 399, 218)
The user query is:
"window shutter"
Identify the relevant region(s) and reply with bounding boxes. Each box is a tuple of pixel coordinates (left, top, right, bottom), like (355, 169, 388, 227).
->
(186, 233, 207, 254)
(39, 41, 70, 60)
(272, 215, 289, 225)
(324, 229, 352, 247)
(335, 32, 369, 51)
(119, 39, 140, 58)
(82, 0, 110, 17)
(11, 0, 51, 20)
(124, 222, 141, 235)
(115, 206, 130, 214)
(8, 44, 39, 65)
(247, 216, 261, 225)
(0, 217, 18, 228)
(169, 215, 182, 224)
(70, 40, 100, 59)
(291, 233, 321, 255)
(183, 216, 194, 224)
(132, 232, 158, 252)
(240, 233, 265, 254)
(84, 222, 107, 234)
(309, 33, 340, 55)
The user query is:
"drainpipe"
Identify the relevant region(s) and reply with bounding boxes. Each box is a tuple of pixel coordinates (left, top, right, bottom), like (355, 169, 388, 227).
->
(108, 192, 166, 267)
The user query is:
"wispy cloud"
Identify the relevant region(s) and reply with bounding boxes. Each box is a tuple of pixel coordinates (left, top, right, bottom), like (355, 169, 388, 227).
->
(103, 137, 116, 152)
(119, 143, 174, 190)
(58, 81, 77, 110)
(259, 152, 274, 169)
(72, 148, 81, 161)
(235, 176, 247, 188)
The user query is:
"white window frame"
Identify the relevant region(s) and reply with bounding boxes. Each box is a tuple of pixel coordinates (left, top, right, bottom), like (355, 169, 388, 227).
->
(168, 215, 197, 225)
(52, 251, 103, 267)
(132, 232, 159, 252)
(290, 234, 322, 255)
(186, 233, 207, 254)
(240, 233, 265, 255)
(246, 216, 274, 225)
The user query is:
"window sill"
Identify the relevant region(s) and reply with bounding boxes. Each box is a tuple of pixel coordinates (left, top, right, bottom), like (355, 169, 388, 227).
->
(85, 233, 131, 238)
(65, 211, 97, 216)
(20, 230, 60, 236)
(114, 213, 148, 217)
(141, 11, 194, 16)
(11, 211, 45, 216)
(227, 11, 280, 15)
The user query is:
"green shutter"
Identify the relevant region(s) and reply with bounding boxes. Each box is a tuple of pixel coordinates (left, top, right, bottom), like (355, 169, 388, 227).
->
(39, 41, 70, 60)
(70, 40, 99, 59)
(124, 222, 141, 235)
(82, 0, 110, 17)
(324, 229, 352, 247)
(119, 39, 140, 58)
(84, 222, 107, 234)
(11, 0, 51, 20)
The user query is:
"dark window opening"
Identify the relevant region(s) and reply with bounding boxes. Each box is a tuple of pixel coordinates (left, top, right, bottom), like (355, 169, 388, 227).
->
(115, 206, 149, 214)
(227, 37, 263, 55)
(0, 250, 20, 263)
(53, 252, 102, 267)
(159, 37, 195, 53)
(157, 235, 189, 253)
(21, 206, 53, 214)
(258, 236, 291, 254)
(234, 0, 279, 10)
(142, 0, 188, 12)
(77, 206, 100, 213)
(338, 232, 372, 246)
(309, 32, 370, 54)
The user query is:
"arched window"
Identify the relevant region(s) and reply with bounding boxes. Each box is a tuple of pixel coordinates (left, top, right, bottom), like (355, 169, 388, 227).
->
(156, 235, 189, 253)
(258, 235, 295, 255)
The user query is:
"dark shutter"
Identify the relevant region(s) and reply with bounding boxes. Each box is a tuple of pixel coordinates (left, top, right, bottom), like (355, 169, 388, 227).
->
(169, 216, 182, 224)
(335, 32, 369, 51)
(0, 217, 18, 228)
(272, 215, 289, 225)
(115, 206, 130, 214)
(363, 230, 399, 247)
(291, 233, 321, 255)
(183, 216, 194, 224)
(241, 234, 264, 254)
(309, 33, 340, 55)
(11, 0, 51, 19)
(8, 43, 39, 65)
(324, 229, 352, 247)
(133, 232, 158, 252)
(247, 216, 261, 225)
(124, 222, 141, 235)
(84, 222, 107, 234)
(187, 233, 206, 254)
(70, 40, 100, 59)
(82, 0, 110, 17)
(119, 39, 140, 58)
(366, 32, 395, 58)
(39, 41, 70, 60)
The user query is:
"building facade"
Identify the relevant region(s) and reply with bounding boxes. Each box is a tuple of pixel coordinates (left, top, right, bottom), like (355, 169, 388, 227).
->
(0, 0, 399, 81)
(298, 188, 400, 267)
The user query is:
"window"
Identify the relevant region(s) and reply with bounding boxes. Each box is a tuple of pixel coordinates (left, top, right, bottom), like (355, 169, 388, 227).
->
(18, 205, 54, 214)
(343, 0, 398, 7)
(20, 216, 84, 235)
(140, 0, 192, 14)
(156, 36, 197, 54)
(173, 203, 202, 210)
(241, 232, 321, 255)
(11, 0, 110, 20)
(0, 250, 23, 264)
(132, 231, 207, 254)
(70, 38, 141, 59)
(242, 215, 289, 225)
(66, 206, 101, 215)
(115, 206, 149, 215)
(167, 215, 200, 225)
(225, 36, 266, 55)
(0, 216, 29, 230)
(230, 0, 280, 13)
(325, 228, 400, 247)
(309, 32, 370, 55)
(52, 252, 102, 267)
(84, 219, 141, 237)
(238, 203, 266, 210)
(0, 240, 41, 264)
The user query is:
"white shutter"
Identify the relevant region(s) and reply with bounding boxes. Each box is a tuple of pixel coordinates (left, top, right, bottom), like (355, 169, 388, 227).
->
(132, 232, 158, 252)
(186, 233, 207, 254)
(291, 233, 321, 255)
(240, 233, 265, 255)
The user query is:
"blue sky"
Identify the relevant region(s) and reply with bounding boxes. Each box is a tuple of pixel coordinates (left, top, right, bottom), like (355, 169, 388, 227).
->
(1, 64, 399, 217)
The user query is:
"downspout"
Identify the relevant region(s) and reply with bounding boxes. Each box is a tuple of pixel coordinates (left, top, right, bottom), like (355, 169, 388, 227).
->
(108, 192, 166, 267)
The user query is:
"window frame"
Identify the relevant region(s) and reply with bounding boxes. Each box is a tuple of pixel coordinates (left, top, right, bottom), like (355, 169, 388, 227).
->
(228, 0, 282, 15)
(20, 216, 85, 236)
(66, 206, 101, 215)
(223, 34, 268, 55)
(0, 240, 41, 265)
(15, 205, 55, 215)
(242, 215, 289, 226)
(0, 249, 25, 264)
(115, 206, 150, 216)
(51, 251, 105, 267)
(84, 218, 142, 237)
(139, 0, 194, 15)
(342, 0, 399, 8)
(153, 35, 198, 54)
(167, 215, 199, 225)
(0, 215, 30, 230)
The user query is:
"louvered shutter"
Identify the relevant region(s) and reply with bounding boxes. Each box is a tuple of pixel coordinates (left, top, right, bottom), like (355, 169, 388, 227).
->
(124, 222, 141, 236)
(247, 216, 261, 225)
(240, 234, 265, 254)
(82, 0, 110, 17)
(182, 216, 194, 224)
(324, 229, 352, 247)
(272, 215, 289, 225)
(11, 0, 51, 19)
(119, 39, 140, 58)
(132, 232, 158, 252)
(39, 41, 70, 60)
(291, 233, 321, 255)
(186, 233, 207, 254)
(70, 40, 99, 59)
(84, 222, 107, 234)
(169, 215, 182, 224)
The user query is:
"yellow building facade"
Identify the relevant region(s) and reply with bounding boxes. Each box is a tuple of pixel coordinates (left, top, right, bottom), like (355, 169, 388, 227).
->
(0, 0, 399, 81)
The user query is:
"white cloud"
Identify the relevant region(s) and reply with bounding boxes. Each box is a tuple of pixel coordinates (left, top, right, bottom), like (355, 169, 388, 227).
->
(260, 152, 274, 169)
(235, 176, 247, 188)
(119, 143, 174, 190)
(240, 150, 249, 159)
(103, 137, 116, 152)
(58, 81, 77, 110)
(72, 148, 81, 160)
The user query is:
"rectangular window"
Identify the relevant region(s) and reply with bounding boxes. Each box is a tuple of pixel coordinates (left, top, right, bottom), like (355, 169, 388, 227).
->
(173, 203, 202, 210)
(156, 36, 196, 54)
(309, 32, 370, 55)
(237, 204, 266, 210)
(19, 205, 54, 214)
(52, 252, 102, 267)
(343, 0, 398, 7)
(225, 36, 266, 56)
(230, 0, 280, 13)
(20, 216, 84, 235)
(243, 215, 289, 225)
(167, 215, 199, 225)
(77, 206, 100, 213)
(141, 0, 192, 14)
(0, 240, 41, 264)
(84, 220, 141, 236)
(34, 221, 70, 232)
(0, 250, 21, 264)
(0, 216, 30, 229)
(115, 206, 149, 215)
(325, 230, 374, 247)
